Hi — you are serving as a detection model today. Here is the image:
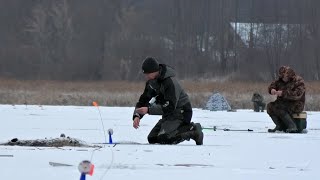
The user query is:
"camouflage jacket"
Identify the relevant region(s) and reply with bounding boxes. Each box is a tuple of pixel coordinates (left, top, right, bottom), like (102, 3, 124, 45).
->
(268, 67, 305, 113)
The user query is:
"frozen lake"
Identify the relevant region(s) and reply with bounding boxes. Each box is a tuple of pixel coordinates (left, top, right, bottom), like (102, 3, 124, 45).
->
(1, 105, 319, 180)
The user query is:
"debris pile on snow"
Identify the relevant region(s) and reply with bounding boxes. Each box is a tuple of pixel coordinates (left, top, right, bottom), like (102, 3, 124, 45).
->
(204, 92, 231, 111)
(1, 135, 98, 147)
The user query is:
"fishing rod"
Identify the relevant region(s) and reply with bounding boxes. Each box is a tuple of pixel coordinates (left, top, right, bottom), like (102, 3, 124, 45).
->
(202, 126, 253, 132)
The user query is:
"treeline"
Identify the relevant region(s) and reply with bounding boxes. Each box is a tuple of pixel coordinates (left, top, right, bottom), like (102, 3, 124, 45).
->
(0, 0, 319, 81)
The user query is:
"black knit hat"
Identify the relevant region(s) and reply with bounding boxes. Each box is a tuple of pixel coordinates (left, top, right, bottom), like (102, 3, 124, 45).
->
(142, 57, 159, 74)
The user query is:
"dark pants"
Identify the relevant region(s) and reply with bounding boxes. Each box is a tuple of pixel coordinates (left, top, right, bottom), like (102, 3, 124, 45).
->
(253, 101, 266, 112)
(267, 100, 292, 128)
(147, 107, 193, 144)
(267, 100, 292, 117)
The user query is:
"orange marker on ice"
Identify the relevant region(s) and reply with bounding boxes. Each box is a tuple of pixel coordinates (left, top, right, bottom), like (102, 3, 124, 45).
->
(92, 101, 98, 107)
(79, 160, 94, 180)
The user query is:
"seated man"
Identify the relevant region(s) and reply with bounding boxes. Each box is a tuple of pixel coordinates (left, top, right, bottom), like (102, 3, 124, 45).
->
(267, 66, 306, 133)
(251, 92, 266, 112)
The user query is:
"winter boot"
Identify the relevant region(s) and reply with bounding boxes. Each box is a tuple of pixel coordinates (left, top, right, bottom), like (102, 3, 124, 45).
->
(191, 123, 203, 145)
(282, 114, 298, 133)
(177, 123, 204, 145)
(268, 116, 284, 132)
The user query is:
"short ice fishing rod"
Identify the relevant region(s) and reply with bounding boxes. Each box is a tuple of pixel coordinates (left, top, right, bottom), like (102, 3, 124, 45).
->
(203, 126, 253, 132)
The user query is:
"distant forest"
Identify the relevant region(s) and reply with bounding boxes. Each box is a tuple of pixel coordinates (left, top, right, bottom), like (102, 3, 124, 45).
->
(1, 0, 319, 81)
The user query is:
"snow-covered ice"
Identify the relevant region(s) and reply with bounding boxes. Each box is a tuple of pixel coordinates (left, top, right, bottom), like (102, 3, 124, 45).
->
(0, 104, 319, 180)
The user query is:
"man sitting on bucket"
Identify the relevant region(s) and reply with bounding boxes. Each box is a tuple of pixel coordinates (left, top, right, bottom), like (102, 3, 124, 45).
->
(267, 66, 306, 133)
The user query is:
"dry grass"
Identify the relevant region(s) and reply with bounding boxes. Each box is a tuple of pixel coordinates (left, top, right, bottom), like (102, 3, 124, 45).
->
(0, 78, 319, 110)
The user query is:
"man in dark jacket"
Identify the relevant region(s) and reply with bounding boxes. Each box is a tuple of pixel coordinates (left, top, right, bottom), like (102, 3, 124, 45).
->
(251, 92, 266, 112)
(267, 66, 306, 133)
(132, 57, 204, 145)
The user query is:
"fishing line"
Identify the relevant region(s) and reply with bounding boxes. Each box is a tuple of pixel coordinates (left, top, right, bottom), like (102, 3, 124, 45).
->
(99, 147, 114, 180)
(90, 101, 115, 180)
(93, 101, 108, 144)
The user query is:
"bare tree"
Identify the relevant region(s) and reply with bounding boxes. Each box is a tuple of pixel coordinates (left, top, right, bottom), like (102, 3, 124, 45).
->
(308, 1, 320, 80)
(1, 0, 320, 81)
(25, 0, 73, 79)
(258, 24, 288, 79)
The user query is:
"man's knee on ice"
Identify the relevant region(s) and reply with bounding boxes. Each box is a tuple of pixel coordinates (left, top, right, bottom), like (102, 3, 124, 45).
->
(157, 134, 173, 144)
(147, 135, 158, 144)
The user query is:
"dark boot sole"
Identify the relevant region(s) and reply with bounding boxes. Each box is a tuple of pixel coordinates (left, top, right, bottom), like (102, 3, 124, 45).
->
(194, 123, 204, 145)
(196, 131, 204, 145)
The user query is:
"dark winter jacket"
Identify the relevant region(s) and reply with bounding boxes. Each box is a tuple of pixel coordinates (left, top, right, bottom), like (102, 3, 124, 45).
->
(133, 64, 191, 120)
(268, 66, 305, 113)
(251, 93, 264, 102)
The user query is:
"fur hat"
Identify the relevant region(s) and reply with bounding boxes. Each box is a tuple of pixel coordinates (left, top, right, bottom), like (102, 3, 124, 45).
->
(278, 66, 295, 78)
